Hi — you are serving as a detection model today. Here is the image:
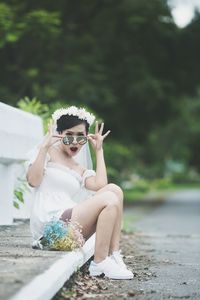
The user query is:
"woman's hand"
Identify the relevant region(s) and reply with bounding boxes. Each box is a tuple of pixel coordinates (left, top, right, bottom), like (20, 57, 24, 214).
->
(88, 121, 110, 151)
(41, 120, 63, 149)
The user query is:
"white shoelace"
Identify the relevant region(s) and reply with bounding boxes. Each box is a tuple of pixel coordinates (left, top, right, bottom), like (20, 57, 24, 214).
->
(111, 250, 127, 269)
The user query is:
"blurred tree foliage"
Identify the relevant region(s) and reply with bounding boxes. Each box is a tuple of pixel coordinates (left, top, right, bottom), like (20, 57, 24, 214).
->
(1, 0, 200, 180)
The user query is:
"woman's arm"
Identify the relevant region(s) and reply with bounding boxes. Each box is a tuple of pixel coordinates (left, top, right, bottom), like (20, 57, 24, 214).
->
(26, 121, 63, 187)
(85, 122, 110, 191)
(26, 146, 49, 187)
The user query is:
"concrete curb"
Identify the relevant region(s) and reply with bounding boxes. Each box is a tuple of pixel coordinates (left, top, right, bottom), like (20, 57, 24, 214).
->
(10, 234, 95, 300)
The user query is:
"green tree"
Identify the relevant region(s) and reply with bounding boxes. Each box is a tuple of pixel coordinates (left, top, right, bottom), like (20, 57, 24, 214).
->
(1, 0, 200, 179)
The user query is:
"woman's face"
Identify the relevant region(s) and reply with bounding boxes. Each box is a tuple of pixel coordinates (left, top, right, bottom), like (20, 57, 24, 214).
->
(60, 123, 87, 157)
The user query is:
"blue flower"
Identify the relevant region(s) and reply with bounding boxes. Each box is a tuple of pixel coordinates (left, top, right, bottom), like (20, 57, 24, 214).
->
(43, 218, 68, 246)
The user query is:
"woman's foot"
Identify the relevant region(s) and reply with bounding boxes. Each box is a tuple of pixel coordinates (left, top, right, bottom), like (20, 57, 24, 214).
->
(89, 256, 133, 280)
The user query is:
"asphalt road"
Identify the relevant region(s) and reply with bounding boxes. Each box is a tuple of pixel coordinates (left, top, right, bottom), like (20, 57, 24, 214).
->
(131, 189, 200, 299)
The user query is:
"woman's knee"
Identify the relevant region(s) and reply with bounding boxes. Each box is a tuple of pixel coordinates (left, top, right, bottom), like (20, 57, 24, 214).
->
(104, 191, 120, 209)
(106, 183, 124, 201)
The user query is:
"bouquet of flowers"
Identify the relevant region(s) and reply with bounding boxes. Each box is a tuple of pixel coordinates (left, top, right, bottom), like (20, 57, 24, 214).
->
(40, 218, 85, 251)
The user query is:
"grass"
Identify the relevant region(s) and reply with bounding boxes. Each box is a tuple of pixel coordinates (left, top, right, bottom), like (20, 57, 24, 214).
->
(124, 182, 200, 204)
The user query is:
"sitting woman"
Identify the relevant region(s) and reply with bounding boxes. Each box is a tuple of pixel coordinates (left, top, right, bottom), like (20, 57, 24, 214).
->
(26, 106, 133, 280)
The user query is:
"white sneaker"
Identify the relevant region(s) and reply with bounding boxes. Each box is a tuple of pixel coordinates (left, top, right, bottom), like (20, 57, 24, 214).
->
(89, 256, 133, 279)
(111, 250, 129, 270)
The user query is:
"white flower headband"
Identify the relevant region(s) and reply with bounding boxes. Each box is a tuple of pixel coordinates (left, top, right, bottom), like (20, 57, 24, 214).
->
(52, 106, 95, 126)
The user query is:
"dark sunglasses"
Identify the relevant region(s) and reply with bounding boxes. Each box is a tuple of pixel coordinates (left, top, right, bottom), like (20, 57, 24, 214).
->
(62, 135, 87, 145)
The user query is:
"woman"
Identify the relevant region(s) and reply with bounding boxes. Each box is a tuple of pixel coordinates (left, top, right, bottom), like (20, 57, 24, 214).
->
(26, 106, 133, 280)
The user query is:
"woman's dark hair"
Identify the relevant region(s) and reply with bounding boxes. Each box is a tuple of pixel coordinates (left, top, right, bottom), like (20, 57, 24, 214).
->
(56, 115, 89, 133)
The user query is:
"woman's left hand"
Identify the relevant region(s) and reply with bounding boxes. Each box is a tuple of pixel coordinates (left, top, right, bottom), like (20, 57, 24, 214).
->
(88, 121, 110, 151)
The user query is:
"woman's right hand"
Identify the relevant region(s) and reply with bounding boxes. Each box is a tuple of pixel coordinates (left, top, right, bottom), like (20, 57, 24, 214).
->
(88, 121, 110, 152)
(41, 120, 64, 149)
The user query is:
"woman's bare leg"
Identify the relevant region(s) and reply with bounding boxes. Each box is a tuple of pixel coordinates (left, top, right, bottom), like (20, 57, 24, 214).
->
(71, 190, 120, 262)
(93, 201, 118, 262)
(95, 184, 124, 253)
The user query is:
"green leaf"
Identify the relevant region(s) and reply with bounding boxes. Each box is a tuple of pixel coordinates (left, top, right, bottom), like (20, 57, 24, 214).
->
(13, 201, 20, 209)
(14, 190, 24, 203)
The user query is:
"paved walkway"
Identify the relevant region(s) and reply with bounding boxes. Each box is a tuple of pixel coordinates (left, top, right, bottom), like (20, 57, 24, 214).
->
(0, 220, 66, 300)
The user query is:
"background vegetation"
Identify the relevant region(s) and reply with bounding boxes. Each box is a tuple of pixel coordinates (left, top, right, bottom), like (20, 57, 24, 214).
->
(1, 0, 200, 200)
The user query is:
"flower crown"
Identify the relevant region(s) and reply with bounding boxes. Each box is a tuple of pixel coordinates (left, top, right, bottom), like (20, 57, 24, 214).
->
(52, 106, 95, 126)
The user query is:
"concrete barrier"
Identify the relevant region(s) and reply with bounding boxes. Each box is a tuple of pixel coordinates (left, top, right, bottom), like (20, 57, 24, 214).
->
(0, 102, 43, 225)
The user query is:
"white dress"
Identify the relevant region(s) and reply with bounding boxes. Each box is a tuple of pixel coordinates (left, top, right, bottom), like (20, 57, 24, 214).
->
(26, 148, 96, 242)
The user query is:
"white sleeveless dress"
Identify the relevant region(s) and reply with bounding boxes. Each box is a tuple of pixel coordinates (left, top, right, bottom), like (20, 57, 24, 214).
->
(26, 148, 96, 242)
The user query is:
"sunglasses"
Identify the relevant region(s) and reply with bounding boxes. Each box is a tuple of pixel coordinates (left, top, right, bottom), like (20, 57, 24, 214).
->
(62, 135, 88, 145)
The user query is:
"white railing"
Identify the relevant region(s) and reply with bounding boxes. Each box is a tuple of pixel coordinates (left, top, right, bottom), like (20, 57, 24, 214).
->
(0, 102, 43, 225)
